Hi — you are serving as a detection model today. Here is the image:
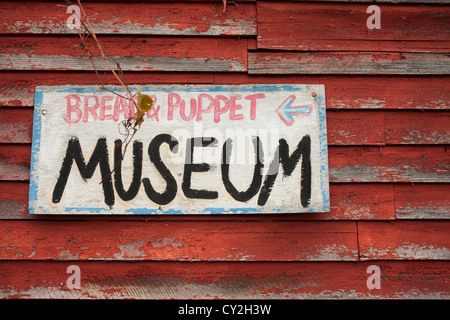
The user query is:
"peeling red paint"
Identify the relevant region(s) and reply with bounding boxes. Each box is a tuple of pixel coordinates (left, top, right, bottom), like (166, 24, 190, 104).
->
(257, 2, 450, 52)
(0, 2, 256, 36)
(1, 261, 449, 299)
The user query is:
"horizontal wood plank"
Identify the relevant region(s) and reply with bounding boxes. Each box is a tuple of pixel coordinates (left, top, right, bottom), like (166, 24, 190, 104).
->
(329, 145, 450, 183)
(1, 260, 449, 299)
(248, 52, 450, 75)
(359, 221, 450, 260)
(0, 36, 248, 72)
(0, 1, 256, 36)
(0, 144, 30, 181)
(1, 144, 448, 182)
(2, 72, 449, 110)
(3, 108, 448, 145)
(0, 108, 386, 145)
(0, 108, 33, 143)
(214, 74, 450, 110)
(0, 181, 29, 219)
(0, 71, 214, 107)
(323, 110, 387, 145)
(328, 183, 395, 220)
(0, 182, 395, 220)
(395, 183, 450, 219)
(384, 111, 450, 144)
(257, 2, 450, 51)
(0, 220, 358, 261)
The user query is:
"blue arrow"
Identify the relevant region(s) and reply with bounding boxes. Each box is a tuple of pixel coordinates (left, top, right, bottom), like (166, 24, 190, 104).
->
(276, 95, 312, 126)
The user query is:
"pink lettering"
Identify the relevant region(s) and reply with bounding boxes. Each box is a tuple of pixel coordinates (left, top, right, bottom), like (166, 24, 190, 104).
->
(83, 95, 99, 122)
(113, 96, 130, 122)
(229, 96, 243, 121)
(197, 93, 214, 122)
(63, 94, 82, 123)
(180, 98, 196, 121)
(214, 95, 230, 123)
(168, 93, 182, 120)
(99, 96, 114, 121)
(244, 93, 265, 120)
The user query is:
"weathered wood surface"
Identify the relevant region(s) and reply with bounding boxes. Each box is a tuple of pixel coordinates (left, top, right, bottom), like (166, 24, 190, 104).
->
(1, 261, 449, 299)
(359, 221, 450, 260)
(329, 146, 450, 183)
(0, 144, 30, 181)
(2, 108, 448, 145)
(328, 110, 450, 145)
(1, 144, 448, 182)
(0, 181, 396, 220)
(0, 1, 256, 36)
(248, 52, 450, 75)
(2, 73, 449, 110)
(5, 50, 450, 74)
(395, 184, 450, 219)
(0, 220, 358, 261)
(3, 35, 450, 74)
(0, 108, 33, 144)
(0, 72, 215, 107)
(0, 36, 248, 72)
(257, 2, 450, 51)
(3, 182, 448, 221)
(384, 111, 450, 144)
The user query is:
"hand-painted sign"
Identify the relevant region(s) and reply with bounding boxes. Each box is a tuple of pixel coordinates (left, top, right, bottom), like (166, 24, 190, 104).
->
(30, 85, 329, 215)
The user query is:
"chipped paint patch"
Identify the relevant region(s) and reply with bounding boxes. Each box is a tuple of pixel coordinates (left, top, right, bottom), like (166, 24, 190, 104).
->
(393, 244, 450, 260)
(54, 249, 80, 260)
(362, 244, 450, 260)
(113, 240, 147, 260)
(151, 237, 183, 248)
(306, 244, 358, 261)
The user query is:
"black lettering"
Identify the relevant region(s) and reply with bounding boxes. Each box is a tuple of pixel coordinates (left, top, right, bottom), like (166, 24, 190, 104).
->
(182, 137, 218, 199)
(142, 134, 179, 205)
(257, 135, 311, 207)
(114, 139, 143, 201)
(221, 137, 263, 202)
(52, 137, 115, 208)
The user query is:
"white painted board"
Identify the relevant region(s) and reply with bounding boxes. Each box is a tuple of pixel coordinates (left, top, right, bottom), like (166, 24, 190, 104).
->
(30, 85, 329, 214)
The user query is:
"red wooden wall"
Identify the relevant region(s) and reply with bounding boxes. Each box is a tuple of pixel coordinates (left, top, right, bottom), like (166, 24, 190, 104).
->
(0, 0, 449, 299)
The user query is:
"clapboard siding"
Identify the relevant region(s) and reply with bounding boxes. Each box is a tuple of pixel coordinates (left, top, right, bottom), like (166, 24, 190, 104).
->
(5, 48, 449, 74)
(1, 181, 447, 221)
(0, 0, 448, 300)
(0, 1, 256, 36)
(1, 261, 449, 299)
(0, 72, 215, 107)
(0, 220, 359, 261)
(257, 2, 450, 51)
(1, 144, 448, 182)
(2, 73, 449, 110)
(395, 184, 450, 219)
(0, 182, 397, 220)
(2, 108, 449, 145)
(329, 146, 449, 182)
(359, 221, 450, 260)
(0, 36, 248, 72)
(248, 52, 450, 75)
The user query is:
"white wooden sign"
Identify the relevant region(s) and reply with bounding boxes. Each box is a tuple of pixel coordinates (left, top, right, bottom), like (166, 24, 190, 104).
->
(30, 85, 329, 215)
